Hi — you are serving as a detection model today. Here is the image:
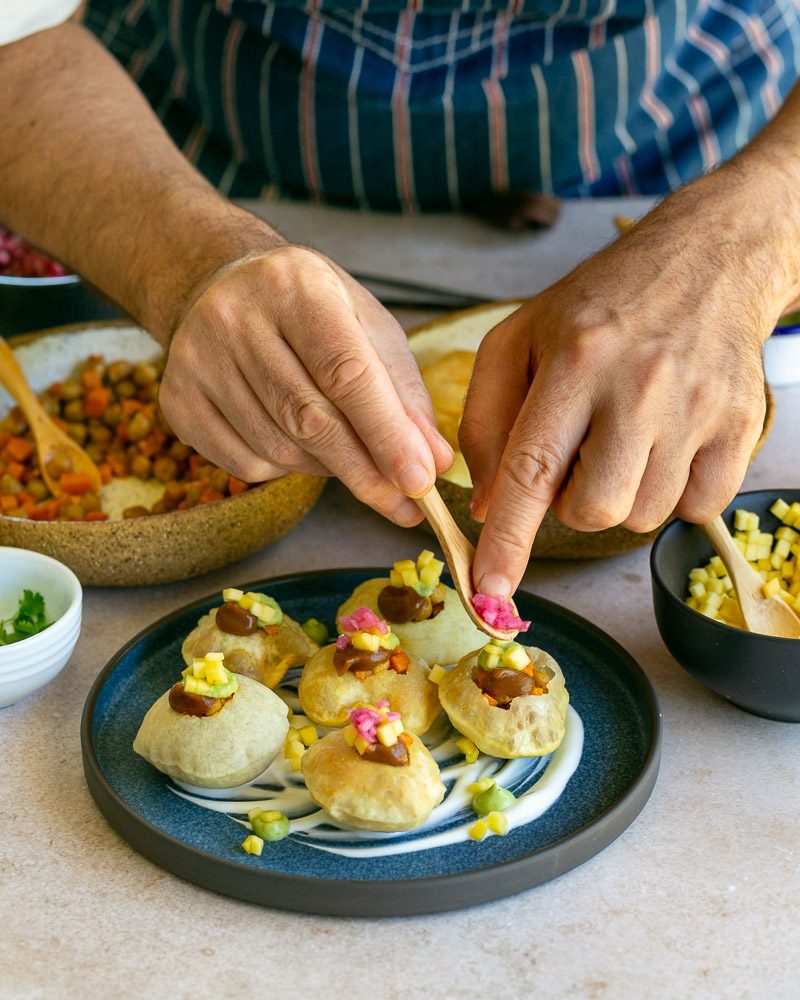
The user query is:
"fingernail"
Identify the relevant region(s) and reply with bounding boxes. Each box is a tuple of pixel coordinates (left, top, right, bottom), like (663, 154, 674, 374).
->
(478, 572, 512, 598)
(393, 498, 424, 527)
(398, 462, 433, 497)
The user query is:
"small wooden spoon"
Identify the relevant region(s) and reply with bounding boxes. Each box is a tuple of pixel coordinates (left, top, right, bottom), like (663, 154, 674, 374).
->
(0, 337, 102, 497)
(415, 486, 519, 641)
(701, 515, 800, 639)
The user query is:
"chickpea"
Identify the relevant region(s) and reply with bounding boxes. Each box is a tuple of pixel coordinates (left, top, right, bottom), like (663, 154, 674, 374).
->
(82, 493, 101, 513)
(115, 379, 136, 399)
(63, 399, 85, 423)
(132, 362, 158, 388)
(89, 424, 113, 444)
(103, 402, 122, 427)
(106, 361, 133, 384)
(66, 422, 88, 446)
(86, 443, 106, 464)
(152, 456, 179, 483)
(0, 474, 22, 495)
(122, 506, 150, 519)
(27, 479, 48, 500)
(131, 454, 152, 480)
(169, 441, 192, 461)
(59, 379, 83, 401)
(127, 411, 153, 442)
(210, 468, 229, 493)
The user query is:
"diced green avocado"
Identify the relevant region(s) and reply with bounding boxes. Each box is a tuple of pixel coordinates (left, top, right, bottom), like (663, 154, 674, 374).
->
(472, 784, 516, 816)
(477, 647, 500, 670)
(384, 632, 401, 650)
(250, 811, 290, 842)
(254, 594, 284, 626)
(180, 665, 238, 699)
(301, 618, 329, 645)
(415, 581, 435, 597)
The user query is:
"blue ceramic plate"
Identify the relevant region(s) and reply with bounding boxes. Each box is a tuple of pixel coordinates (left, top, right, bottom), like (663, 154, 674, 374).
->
(81, 569, 661, 916)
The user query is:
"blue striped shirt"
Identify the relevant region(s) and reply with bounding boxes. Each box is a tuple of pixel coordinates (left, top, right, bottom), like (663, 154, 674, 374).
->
(85, 0, 800, 209)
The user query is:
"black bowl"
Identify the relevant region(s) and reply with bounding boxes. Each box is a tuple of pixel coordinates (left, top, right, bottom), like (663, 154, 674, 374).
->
(0, 274, 123, 336)
(651, 488, 800, 722)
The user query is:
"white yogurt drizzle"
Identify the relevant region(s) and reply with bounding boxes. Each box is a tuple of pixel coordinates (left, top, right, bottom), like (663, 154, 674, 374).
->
(170, 681, 584, 858)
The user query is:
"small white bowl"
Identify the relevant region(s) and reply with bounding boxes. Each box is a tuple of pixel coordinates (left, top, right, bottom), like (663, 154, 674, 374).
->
(764, 314, 800, 387)
(0, 547, 82, 707)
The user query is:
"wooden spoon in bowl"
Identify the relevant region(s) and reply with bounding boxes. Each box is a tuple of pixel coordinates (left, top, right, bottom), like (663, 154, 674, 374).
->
(415, 486, 519, 641)
(0, 337, 102, 497)
(701, 515, 800, 639)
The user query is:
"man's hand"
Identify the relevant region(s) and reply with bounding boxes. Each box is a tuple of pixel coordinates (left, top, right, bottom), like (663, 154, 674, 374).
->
(463, 164, 800, 598)
(161, 246, 453, 525)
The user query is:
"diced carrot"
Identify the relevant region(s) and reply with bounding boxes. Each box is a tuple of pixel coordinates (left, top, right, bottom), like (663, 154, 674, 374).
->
(50, 416, 68, 431)
(5, 436, 33, 462)
(15, 491, 34, 507)
(228, 475, 248, 496)
(121, 399, 143, 417)
(115, 422, 129, 444)
(389, 651, 410, 674)
(107, 453, 129, 477)
(0, 495, 17, 512)
(199, 488, 224, 504)
(138, 431, 163, 458)
(98, 463, 112, 485)
(59, 472, 94, 495)
(353, 670, 371, 681)
(29, 505, 54, 521)
(482, 693, 498, 707)
(84, 387, 111, 418)
(85, 511, 109, 521)
(262, 625, 280, 636)
(399, 733, 413, 747)
(6, 461, 25, 481)
(81, 369, 102, 390)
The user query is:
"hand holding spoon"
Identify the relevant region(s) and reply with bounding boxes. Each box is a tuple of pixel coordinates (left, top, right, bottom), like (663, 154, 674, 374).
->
(0, 337, 102, 497)
(701, 515, 800, 639)
(415, 486, 520, 641)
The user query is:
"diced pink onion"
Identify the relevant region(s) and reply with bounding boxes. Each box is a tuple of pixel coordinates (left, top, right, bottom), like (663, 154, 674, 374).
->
(472, 593, 530, 632)
(375, 700, 389, 709)
(335, 633, 351, 649)
(339, 607, 388, 635)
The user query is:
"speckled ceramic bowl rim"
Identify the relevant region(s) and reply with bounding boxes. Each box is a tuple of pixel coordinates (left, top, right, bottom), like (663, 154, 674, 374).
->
(650, 488, 800, 647)
(81, 568, 662, 917)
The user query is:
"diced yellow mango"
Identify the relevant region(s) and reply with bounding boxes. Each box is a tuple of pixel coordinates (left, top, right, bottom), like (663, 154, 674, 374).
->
(223, 587, 244, 603)
(689, 568, 709, 582)
(400, 568, 420, 588)
(394, 559, 416, 573)
(351, 630, 380, 652)
(487, 811, 509, 835)
(734, 510, 751, 531)
(205, 651, 224, 662)
(242, 835, 264, 856)
(298, 725, 318, 746)
(389, 569, 404, 588)
(428, 665, 447, 685)
(468, 819, 488, 841)
(238, 595, 254, 610)
(416, 550, 435, 569)
(354, 735, 371, 755)
(762, 577, 781, 598)
(342, 725, 357, 746)
(709, 556, 727, 576)
(377, 722, 398, 747)
(747, 513, 760, 531)
(469, 777, 496, 795)
(771, 498, 790, 520)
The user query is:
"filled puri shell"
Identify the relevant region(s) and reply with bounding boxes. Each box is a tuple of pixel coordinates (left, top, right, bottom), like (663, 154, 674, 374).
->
(182, 610, 317, 689)
(302, 729, 445, 832)
(297, 643, 440, 734)
(133, 674, 290, 788)
(337, 578, 487, 666)
(438, 646, 569, 758)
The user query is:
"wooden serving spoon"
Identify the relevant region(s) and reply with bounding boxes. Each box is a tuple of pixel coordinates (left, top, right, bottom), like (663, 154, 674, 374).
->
(701, 515, 800, 639)
(0, 337, 103, 497)
(415, 486, 519, 641)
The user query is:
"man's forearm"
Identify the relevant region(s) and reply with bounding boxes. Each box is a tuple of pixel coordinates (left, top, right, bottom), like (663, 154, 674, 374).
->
(0, 21, 284, 343)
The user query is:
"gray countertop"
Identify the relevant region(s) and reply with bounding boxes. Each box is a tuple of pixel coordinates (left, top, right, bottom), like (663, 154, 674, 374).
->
(2, 198, 799, 1000)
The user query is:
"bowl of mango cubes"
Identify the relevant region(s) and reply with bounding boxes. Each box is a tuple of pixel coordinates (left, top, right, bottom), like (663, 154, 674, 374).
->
(650, 489, 800, 722)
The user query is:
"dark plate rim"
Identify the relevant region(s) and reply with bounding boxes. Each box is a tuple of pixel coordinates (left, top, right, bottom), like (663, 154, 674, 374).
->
(81, 567, 662, 917)
(650, 487, 800, 646)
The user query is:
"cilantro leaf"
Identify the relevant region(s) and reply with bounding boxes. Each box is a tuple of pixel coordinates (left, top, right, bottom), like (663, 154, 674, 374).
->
(0, 590, 49, 645)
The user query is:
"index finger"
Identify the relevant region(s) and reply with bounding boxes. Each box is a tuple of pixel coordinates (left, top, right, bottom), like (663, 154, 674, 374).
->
(472, 376, 592, 597)
(277, 269, 440, 498)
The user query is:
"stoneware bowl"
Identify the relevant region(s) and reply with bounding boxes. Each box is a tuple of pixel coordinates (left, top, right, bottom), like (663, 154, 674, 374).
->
(0, 546, 82, 708)
(0, 323, 326, 586)
(408, 301, 775, 559)
(650, 488, 800, 723)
